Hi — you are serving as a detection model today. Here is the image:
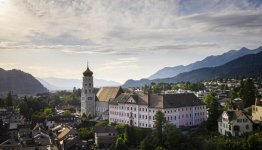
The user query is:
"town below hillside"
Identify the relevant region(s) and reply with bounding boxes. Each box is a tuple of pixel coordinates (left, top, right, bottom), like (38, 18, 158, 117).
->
(0, 76, 262, 149)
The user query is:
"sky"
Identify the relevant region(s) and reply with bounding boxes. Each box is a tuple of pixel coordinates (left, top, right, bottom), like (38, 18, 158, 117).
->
(0, 0, 262, 83)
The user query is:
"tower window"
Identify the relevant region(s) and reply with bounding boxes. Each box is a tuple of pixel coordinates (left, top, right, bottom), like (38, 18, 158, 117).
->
(89, 83, 92, 86)
(85, 90, 87, 94)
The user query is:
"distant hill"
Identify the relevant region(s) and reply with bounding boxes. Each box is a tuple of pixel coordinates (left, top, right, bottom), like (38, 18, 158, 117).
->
(149, 46, 262, 80)
(0, 68, 48, 95)
(123, 51, 262, 87)
(38, 77, 121, 91)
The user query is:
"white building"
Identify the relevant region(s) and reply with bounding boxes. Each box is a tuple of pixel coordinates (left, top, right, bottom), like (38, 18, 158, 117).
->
(109, 92, 206, 128)
(218, 110, 253, 136)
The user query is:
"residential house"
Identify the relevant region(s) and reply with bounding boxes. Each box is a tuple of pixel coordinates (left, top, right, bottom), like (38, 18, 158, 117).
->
(52, 125, 80, 150)
(94, 126, 117, 148)
(218, 110, 253, 136)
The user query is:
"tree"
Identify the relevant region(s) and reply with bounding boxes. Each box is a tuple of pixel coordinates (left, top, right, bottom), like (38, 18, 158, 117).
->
(44, 108, 52, 117)
(64, 110, 71, 116)
(206, 93, 221, 131)
(5, 92, 12, 107)
(115, 137, 128, 150)
(204, 92, 216, 108)
(239, 79, 257, 107)
(140, 135, 159, 150)
(229, 91, 238, 100)
(154, 110, 166, 146)
(164, 124, 186, 149)
(0, 98, 5, 107)
(19, 100, 30, 119)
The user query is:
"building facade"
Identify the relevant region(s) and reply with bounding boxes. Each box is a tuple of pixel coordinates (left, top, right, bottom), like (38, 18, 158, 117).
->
(109, 92, 206, 128)
(218, 110, 253, 136)
(252, 97, 262, 123)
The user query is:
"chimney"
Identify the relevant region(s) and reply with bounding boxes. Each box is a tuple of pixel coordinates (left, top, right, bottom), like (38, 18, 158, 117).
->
(148, 91, 151, 107)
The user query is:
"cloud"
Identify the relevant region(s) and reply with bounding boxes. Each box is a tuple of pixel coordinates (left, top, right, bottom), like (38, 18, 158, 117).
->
(1, 0, 262, 82)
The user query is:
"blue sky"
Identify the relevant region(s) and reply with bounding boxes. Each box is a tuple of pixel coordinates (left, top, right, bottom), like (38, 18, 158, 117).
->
(0, 0, 261, 83)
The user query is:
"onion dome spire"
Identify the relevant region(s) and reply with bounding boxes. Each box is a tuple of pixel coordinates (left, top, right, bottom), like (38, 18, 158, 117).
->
(83, 60, 93, 76)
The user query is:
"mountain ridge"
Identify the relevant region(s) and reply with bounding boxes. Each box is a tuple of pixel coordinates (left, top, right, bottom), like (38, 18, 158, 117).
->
(148, 46, 262, 80)
(0, 68, 48, 95)
(38, 77, 121, 91)
(123, 49, 262, 87)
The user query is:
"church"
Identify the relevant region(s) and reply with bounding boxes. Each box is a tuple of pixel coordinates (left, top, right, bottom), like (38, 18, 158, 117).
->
(81, 63, 207, 128)
(80, 63, 123, 119)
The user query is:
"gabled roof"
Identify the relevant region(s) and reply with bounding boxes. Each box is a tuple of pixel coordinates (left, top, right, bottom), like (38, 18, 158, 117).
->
(225, 110, 243, 121)
(57, 128, 71, 141)
(96, 87, 123, 102)
(109, 92, 148, 105)
(166, 93, 205, 108)
(218, 110, 252, 123)
(57, 127, 78, 141)
(110, 93, 204, 108)
(94, 126, 116, 133)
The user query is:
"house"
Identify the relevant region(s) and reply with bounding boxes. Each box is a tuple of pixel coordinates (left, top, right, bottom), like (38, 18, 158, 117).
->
(0, 139, 19, 149)
(46, 115, 81, 129)
(51, 125, 80, 150)
(94, 126, 117, 148)
(218, 110, 253, 136)
(109, 92, 206, 128)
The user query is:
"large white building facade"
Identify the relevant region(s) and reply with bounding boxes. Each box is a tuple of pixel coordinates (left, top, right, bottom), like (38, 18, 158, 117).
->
(109, 92, 206, 128)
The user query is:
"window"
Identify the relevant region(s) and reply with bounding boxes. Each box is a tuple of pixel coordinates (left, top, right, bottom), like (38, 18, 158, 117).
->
(246, 125, 249, 130)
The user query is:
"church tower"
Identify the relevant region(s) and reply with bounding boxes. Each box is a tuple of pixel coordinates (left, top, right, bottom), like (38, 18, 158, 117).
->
(81, 62, 95, 117)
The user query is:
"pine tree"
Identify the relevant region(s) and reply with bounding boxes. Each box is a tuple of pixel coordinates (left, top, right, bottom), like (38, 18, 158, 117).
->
(5, 92, 13, 107)
(239, 79, 257, 107)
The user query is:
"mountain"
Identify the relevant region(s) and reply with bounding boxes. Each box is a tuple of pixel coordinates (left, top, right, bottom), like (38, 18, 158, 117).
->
(0, 68, 48, 95)
(123, 51, 262, 87)
(149, 46, 262, 80)
(38, 77, 121, 91)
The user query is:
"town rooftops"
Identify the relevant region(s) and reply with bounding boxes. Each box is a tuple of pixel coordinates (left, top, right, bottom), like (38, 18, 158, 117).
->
(96, 87, 123, 102)
(94, 126, 116, 133)
(110, 93, 205, 108)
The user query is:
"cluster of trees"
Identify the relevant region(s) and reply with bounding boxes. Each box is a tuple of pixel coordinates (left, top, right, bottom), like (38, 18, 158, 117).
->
(139, 111, 192, 150)
(143, 82, 205, 93)
(189, 126, 262, 150)
(49, 88, 81, 107)
(99, 111, 193, 150)
(228, 79, 258, 107)
(19, 96, 50, 119)
(0, 92, 13, 107)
